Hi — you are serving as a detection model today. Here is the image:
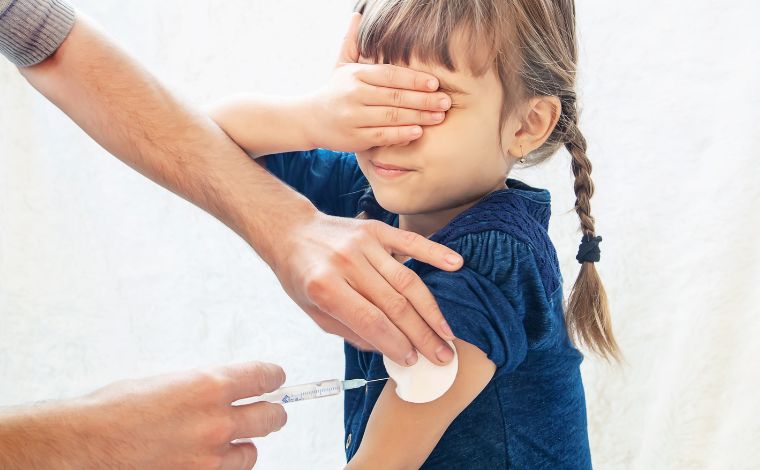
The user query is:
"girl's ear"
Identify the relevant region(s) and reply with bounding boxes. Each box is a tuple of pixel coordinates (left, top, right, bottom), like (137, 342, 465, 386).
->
(507, 96, 561, 157)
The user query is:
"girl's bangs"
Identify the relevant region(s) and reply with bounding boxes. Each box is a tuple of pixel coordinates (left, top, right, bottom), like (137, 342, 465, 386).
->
(356, 0, 505, 77)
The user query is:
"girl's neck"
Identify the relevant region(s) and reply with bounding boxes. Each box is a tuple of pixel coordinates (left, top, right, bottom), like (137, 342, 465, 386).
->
(398, 180, 509, 237)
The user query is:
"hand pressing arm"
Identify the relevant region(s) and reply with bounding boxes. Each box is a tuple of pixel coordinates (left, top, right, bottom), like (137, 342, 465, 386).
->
(208, 13, 463, 366)
(15, 10, 463, 366)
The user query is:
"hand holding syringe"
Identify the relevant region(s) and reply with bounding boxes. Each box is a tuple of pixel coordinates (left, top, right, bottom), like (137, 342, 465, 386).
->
(233, 378, 388, 406)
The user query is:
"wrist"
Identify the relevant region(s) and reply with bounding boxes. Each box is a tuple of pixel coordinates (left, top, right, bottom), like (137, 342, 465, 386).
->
(242, 193, 320, 270)
(292, 93, 320, 151)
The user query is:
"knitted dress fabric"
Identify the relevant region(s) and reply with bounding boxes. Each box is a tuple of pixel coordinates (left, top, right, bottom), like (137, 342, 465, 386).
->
(266, 149, 591, 469)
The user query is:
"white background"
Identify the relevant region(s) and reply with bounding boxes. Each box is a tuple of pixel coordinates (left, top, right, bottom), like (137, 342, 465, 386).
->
(1, 1, 759, 468)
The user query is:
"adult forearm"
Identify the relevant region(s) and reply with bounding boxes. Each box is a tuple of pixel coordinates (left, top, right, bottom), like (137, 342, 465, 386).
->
(0, 400, 85, 469)
(0, 363, 287, 469)
(17, 14, 312, 266)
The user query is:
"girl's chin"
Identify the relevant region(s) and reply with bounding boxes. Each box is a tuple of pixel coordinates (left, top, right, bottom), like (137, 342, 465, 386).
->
(373, 188, 459, 216)
(371, 196, 418, 216)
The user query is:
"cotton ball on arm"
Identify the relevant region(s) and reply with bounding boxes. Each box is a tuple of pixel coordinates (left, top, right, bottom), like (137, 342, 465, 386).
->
(383, 341, 458, 403)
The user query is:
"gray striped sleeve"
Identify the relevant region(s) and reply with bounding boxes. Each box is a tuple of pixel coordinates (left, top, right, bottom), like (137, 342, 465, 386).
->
(0, 0, 75, 67)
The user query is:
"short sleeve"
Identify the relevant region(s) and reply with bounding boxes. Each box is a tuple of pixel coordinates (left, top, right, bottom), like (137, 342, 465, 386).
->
(264, 149, 368, 218)
(422, 268, 528, 377)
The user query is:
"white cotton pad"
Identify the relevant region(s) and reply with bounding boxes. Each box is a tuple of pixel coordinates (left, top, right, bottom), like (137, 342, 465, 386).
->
(383, 341, 458, 403)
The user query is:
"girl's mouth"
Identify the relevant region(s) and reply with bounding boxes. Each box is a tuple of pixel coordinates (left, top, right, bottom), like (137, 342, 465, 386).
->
(370, 160, 414, 179)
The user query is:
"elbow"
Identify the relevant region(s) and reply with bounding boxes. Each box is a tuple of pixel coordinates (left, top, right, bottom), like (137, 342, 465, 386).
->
(205, 99, 232, 128)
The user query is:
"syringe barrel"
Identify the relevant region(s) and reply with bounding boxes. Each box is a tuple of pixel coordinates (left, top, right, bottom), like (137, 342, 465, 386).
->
(256, 379, 344, 404)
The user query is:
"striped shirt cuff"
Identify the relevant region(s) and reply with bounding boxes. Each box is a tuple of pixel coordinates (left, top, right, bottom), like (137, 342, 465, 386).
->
(0, 0, 76, 67)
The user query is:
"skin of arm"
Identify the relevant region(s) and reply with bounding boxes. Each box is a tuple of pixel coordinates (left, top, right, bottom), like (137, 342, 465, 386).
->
(18, 14, 302, 259)
(210, 95, 316, 159)
(0, 8, 465, 469)
(0, 362, 288, 469)
(208, 90, 445, 159)
(208, 13, 452, 160)
(345, 340, 497, 469)
(16, 11, 464, 366)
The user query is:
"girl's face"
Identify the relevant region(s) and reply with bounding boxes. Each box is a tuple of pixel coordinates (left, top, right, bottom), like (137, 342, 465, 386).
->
(356, 44, 521, 234)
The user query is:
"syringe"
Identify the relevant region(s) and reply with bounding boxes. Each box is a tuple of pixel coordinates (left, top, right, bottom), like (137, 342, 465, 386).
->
(233, 378, 388, 406)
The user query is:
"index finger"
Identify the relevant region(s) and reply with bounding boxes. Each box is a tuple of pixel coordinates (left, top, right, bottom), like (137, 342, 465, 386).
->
(376, 224, 464, 271)
(356, 63, 440, 92)
(220, 361, 287, 401)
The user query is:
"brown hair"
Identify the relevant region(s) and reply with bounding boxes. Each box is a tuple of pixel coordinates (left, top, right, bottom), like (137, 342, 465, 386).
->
(355, 0, 620, 360)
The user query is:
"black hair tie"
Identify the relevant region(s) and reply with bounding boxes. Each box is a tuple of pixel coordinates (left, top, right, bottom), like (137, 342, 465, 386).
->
(576, 234, 602, 263)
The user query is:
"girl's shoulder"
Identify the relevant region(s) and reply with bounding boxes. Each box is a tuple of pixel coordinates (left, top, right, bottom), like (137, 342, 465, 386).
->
(415, 179, 562, 301)
(404, 181, 569, 363)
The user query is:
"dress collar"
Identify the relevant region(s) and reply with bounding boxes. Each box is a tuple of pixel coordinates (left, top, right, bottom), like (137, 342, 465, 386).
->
(357, 178, 552, 236)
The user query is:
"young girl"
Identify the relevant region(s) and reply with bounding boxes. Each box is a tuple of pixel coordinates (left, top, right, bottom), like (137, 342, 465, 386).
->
(212, 0, 619, 467)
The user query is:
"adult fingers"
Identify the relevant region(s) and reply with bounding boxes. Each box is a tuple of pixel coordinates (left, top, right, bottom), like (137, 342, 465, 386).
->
(359, 106, 445, 128)
(362, 85, 452, 112)
(355, 63, 440, 92)
(232, 402, 288, 439)
(355, 249, 454, 365)
(219, 361, 286, 402)
(220, 441, 258, 470)
(337, 12, 362, 64)
(374, 224, 463, 271)
(314, 279, 418, 366)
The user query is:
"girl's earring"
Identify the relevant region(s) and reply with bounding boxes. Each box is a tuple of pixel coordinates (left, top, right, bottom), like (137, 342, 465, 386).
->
(519, 146, 526, 164)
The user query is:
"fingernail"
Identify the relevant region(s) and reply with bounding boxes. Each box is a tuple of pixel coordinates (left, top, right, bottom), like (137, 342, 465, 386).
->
(427, 79, 438, 90)
(405, 350, 419, 366)
(436, 344, 454, 363)
(439, 98, 451, 110)
(440, 320, 455, 340)
(411, 126, 422, 136)
(432, 112, 445, 121)
(445, 254, 462, 265)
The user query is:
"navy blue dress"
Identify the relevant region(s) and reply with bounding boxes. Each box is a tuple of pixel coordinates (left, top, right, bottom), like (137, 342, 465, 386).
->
(265, 149, 592, 469)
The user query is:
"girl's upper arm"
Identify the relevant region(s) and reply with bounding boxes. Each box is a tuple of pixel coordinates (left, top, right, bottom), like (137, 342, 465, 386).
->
(263, 150, 366, 217)
(345, 339, 496, 470)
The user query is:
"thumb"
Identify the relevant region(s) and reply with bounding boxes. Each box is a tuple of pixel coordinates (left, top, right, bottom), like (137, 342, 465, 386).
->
(337, 12, 362, 65)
